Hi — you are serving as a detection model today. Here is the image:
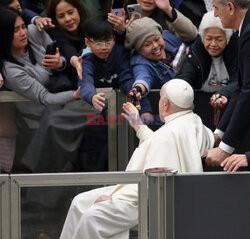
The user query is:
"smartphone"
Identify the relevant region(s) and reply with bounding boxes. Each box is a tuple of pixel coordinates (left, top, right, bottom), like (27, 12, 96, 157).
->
(127, 3, 142, 19)
(172, 43, 187, 74)
(45, 40, 57, 55)
(111, 8, 123, 16)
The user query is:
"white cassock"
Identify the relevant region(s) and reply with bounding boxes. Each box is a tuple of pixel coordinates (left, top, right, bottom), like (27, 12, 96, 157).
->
(60, 110, 214, 239)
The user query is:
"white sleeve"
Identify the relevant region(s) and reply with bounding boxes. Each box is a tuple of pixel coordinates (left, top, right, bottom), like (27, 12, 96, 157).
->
(136, 125, 154, 144)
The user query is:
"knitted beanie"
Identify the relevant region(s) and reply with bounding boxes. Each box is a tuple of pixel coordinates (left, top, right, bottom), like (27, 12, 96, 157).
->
(199, 10, 233, 43)
(125, 17, 162, 51)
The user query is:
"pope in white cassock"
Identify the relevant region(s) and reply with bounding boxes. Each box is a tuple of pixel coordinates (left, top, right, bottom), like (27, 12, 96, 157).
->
(60, 79, 215, 239)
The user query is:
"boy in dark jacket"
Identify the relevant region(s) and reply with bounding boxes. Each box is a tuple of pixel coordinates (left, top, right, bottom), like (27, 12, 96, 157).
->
(79, 15, 151, 118)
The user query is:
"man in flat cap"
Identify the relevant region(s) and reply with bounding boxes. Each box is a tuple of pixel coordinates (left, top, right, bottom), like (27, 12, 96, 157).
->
(60, 79, 214, 239)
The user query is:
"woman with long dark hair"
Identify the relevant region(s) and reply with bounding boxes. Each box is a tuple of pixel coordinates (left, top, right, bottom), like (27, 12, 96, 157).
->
(46, 0, 88, 84)
(0, 7, 80, 104)
(0, 7, 107, 174)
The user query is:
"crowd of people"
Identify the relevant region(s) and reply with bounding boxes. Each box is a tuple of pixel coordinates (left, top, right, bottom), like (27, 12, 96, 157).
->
(0, 0, 250, 238)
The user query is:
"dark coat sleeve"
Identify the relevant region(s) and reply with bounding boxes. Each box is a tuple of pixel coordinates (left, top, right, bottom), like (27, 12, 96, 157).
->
(79, 54, 97, 104)
(219, 12, 250, 148)
(176, 52, 202, 88)
(217, 34, 239, 98)
(23, 8, 39, 24)
(246, 151, 250, 170)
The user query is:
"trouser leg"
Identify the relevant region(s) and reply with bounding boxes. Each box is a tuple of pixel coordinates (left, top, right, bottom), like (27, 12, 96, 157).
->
(60, 186, 116, 239)
(60, 185, 138, 239)
(73, 199, 138, 239)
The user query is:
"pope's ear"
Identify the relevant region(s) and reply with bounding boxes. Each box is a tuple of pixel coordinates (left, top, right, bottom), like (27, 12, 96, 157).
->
(164, 98, 170, 111)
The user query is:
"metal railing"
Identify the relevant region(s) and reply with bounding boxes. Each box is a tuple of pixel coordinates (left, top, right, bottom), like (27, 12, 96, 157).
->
(2, 170, 250, 239)
(0, 171, 148, 239)
(0, 88, 125, 172)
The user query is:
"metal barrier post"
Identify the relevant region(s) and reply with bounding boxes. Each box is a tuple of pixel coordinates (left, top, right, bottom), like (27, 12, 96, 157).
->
(108, 89, 118, 171)
(146, 168, 177, 239)
(0, 174, 11, 239)
(10, 176, 21, 239)
(138, 173, 148, 239)
(116, 91, 131, 171)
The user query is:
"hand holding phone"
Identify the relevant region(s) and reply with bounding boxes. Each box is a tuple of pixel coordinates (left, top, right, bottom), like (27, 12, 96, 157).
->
(45, 40, 57, 55)
(43, 44, 63, 69)
(108, 8, 126, 34)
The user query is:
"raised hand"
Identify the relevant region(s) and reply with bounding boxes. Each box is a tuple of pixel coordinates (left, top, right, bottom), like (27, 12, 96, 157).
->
(121, 102, 144, 132)
(154, 0, 171, 11)
(73, 87, 81, 99)
(34, 17, 55, 31)
(128, 88, 142, 102)
(42, 48, 63, 69)
(71, 56, 83, 80)
(92, 92, 106, 111)
(108, 9, 126, 35)
(154, 0, 173, 17)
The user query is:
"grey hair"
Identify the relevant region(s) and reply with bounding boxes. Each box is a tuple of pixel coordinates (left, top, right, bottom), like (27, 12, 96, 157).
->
(199, 11, 233, 43)
(216, 0, 250, 9)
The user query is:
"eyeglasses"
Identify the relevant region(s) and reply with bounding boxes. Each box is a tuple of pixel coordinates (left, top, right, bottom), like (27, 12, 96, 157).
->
(88, 38, 114, 48)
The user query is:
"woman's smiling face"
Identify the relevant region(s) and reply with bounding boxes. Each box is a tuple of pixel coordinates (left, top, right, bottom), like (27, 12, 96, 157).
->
(203, 27, 227, 57)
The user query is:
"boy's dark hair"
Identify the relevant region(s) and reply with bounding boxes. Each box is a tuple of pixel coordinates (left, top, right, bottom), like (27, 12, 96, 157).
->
(84, 15, 115, 40)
